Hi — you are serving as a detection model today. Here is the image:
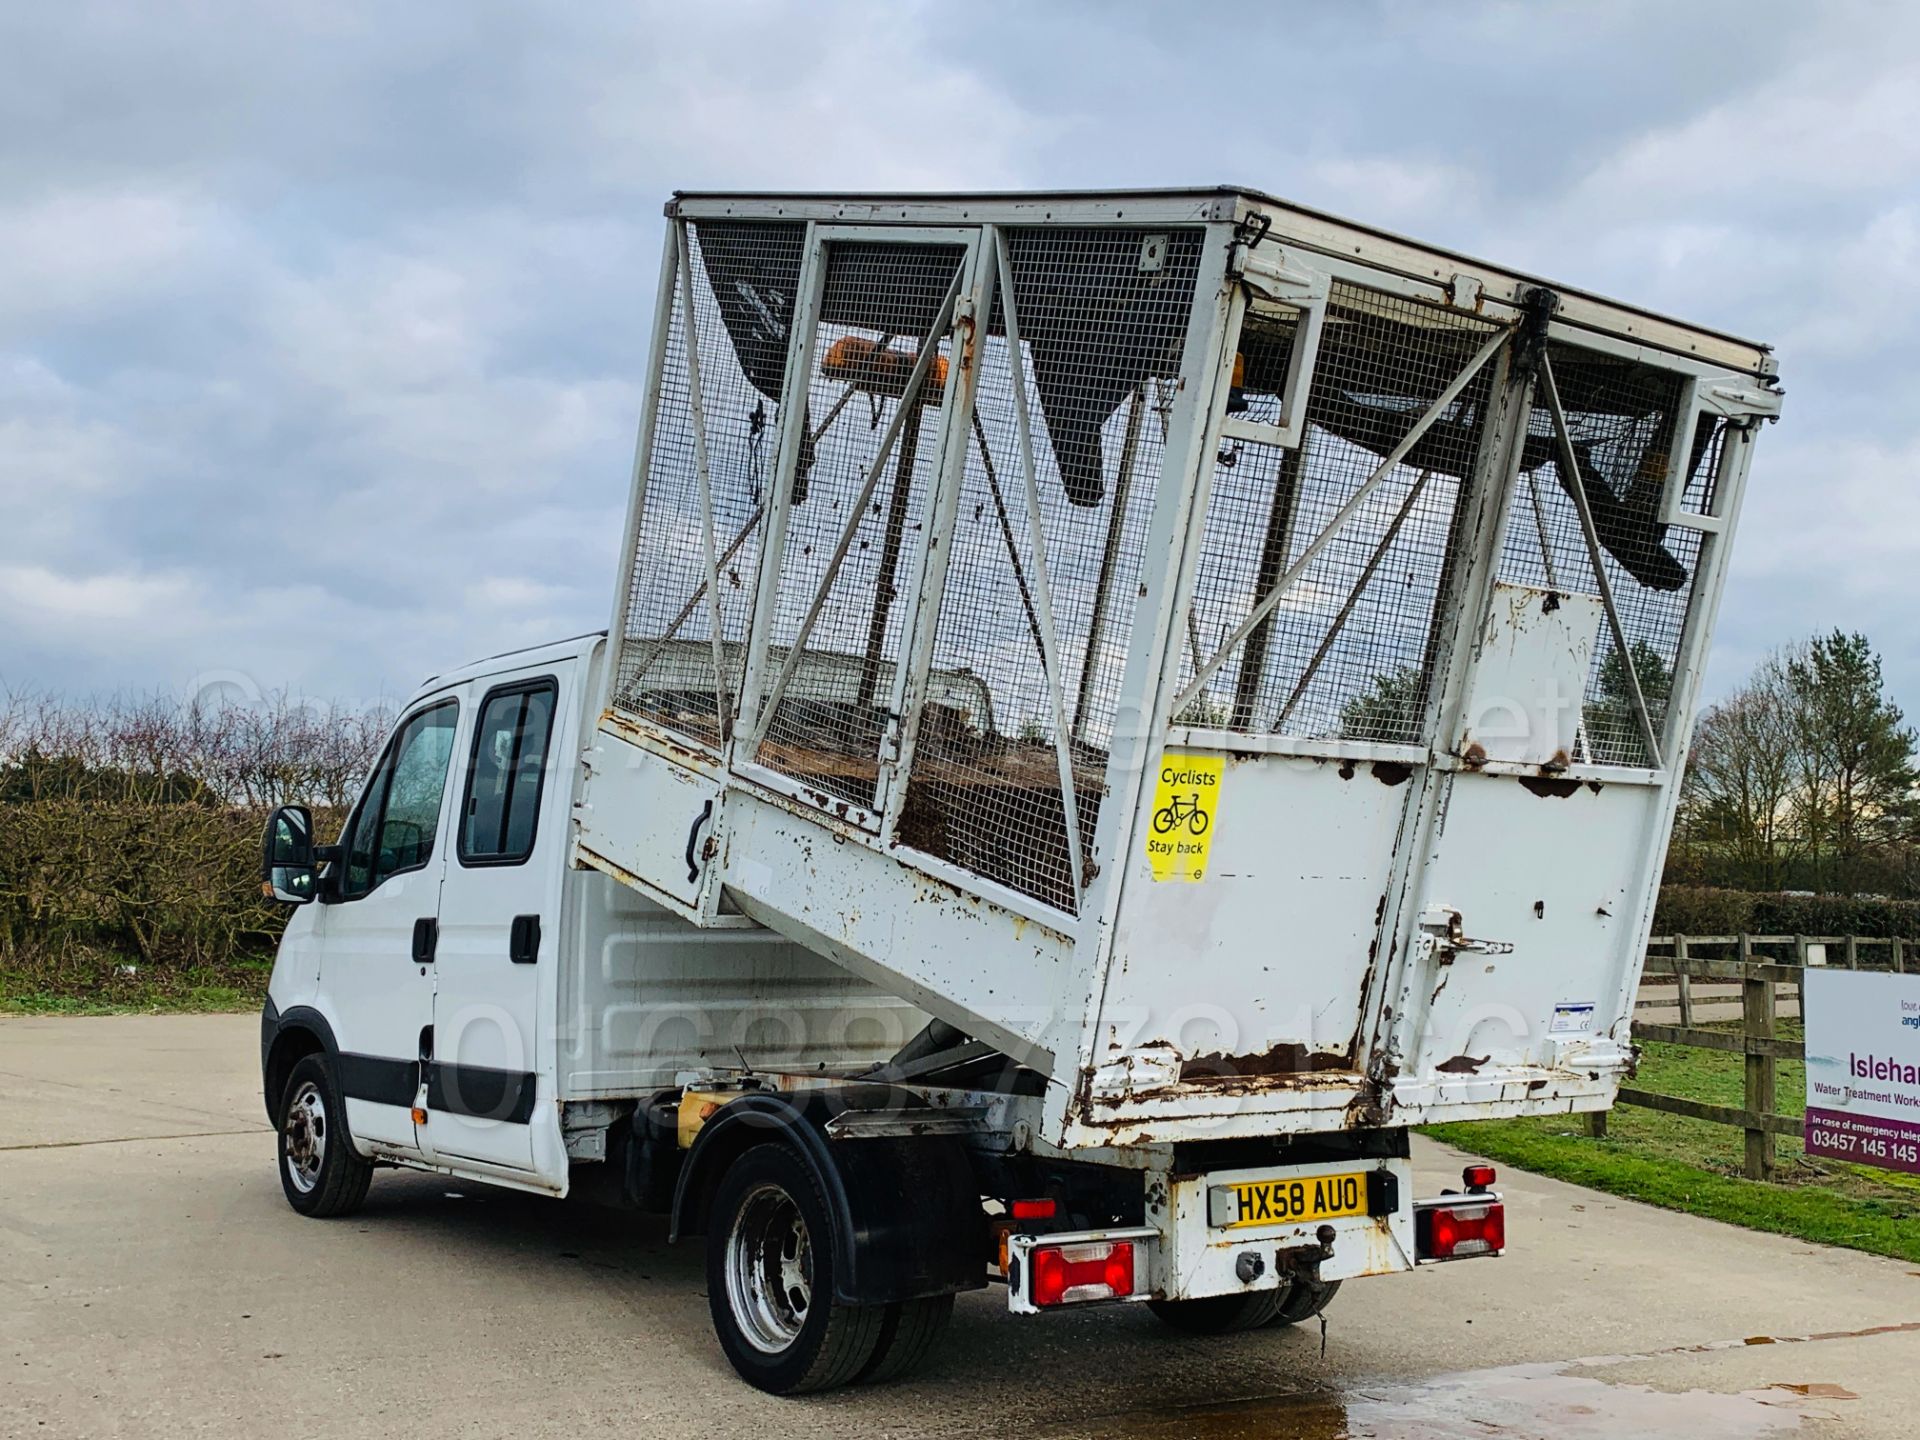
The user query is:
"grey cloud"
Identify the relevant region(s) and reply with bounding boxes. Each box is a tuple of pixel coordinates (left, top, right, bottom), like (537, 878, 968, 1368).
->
(1, 0, 1915, 715)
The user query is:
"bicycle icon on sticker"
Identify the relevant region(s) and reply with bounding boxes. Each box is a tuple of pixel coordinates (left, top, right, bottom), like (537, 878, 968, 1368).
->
(1152, 791, 1211, 837)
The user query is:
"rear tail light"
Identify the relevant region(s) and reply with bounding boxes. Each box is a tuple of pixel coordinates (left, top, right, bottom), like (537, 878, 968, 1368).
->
(1011, 1197, 1057, 1221)
(1032, 1241, 1138, 1307)
(1415, 1197, 1505, 1261)
(1009, 1229, 1155, 1312)
(1462, 1164, 1496, 1192)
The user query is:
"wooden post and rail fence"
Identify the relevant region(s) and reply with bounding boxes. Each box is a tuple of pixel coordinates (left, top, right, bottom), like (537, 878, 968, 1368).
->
(1595, 933, 1913, 1179)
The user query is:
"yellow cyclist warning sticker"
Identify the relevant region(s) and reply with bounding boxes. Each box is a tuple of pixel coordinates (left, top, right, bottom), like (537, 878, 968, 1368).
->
(1145, 751, 1222, 882)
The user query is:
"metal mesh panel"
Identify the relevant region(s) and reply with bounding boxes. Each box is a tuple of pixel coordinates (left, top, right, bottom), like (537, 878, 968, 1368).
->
(613, 220, 804, 745)
(1678, 411, 1729, 516)
(751, 241, 969, 810)
(1498, 342, 1701, 767)
(1182, 282, 1501, 743)
(896, 227, 1206, 912)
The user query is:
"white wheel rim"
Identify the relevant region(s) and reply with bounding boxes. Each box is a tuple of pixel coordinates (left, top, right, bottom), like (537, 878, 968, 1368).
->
(283, 1080, 327, 1194)
(724, 1182, 812, 1353)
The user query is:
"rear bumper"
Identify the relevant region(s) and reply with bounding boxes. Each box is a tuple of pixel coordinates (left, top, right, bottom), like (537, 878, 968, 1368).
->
(1157, 1155, 1415, 1301)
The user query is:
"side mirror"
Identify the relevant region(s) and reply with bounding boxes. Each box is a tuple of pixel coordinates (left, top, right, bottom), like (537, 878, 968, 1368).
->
(261, 804, 317, 905)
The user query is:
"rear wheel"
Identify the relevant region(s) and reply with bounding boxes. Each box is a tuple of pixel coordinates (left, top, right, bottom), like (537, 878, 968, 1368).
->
(1269, 1278, 1340, 1326)
(706, 1143, 886, 1394)
(857, 1294, 954, 1384)
(276, 1053, 373, 1218)
(1147, 1290, 1284, 1334)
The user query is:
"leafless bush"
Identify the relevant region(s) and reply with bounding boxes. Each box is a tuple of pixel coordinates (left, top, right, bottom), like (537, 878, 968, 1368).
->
(1, 687, 390, 974)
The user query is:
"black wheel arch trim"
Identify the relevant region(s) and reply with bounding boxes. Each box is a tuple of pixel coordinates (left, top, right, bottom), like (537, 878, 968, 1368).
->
(670, 1087, 986, 1307)
(262, 1001, 343, 1122)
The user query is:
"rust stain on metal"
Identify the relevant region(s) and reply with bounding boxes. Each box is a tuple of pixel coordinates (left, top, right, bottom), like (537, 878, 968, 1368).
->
(1519, 775, 1582, 798)
(1371, 760, 1413, 787)
(1436, 1054, 1489, 1074)
(1177, 1042, 1353, 1085)
(1460, 741, 1488, 770)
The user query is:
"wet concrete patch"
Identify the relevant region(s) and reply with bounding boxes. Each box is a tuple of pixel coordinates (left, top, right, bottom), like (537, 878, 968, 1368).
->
(1056, 1360, 1823, 1438)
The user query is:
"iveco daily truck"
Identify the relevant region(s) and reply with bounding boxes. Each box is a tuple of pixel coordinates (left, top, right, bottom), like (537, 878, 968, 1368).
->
(257, 187, 1780, 1392)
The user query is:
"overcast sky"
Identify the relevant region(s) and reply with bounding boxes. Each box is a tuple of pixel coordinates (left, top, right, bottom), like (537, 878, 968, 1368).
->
(2, 1, 1915, 716)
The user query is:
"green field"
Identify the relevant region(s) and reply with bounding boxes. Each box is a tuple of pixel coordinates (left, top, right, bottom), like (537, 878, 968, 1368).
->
(1428, 1022, 1920, 1264)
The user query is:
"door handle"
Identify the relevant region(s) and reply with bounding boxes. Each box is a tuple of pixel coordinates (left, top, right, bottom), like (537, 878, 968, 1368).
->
(510, 914, 541, 965)
(412, 916, 438, 964)
(1419, 907, 1512, 967)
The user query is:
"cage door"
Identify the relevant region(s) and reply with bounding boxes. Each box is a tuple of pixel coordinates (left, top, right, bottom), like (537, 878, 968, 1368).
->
(1173, 297, 1512, 744)
(736, 228, 983, 828)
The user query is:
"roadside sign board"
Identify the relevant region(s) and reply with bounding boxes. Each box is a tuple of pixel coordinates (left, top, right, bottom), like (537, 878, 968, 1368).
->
(1803, 969, 1920, 1176)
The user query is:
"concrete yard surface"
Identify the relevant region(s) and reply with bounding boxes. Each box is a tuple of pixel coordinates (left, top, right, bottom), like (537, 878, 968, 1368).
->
(3, 1013, 1917, 1438)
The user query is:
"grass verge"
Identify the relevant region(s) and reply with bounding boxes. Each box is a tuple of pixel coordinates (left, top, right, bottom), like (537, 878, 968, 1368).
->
(1427, 1024, 1920, 1265)
(0, 950, 271, 1016)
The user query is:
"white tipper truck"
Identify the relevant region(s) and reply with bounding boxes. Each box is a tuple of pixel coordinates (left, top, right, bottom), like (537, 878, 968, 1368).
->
(257, 187, 1781, 1393)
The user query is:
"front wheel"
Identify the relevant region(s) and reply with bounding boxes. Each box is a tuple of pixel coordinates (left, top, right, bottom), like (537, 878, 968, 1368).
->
(706, 1143, 887, 1394)
(276, 1053, 373, 1218)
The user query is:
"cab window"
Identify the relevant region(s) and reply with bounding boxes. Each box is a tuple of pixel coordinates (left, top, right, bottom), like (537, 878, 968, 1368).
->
(459, 679, 557, 866)
(339, 700, 459, 898)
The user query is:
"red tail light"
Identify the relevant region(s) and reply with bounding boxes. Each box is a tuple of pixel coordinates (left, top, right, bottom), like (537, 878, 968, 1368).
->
(1416, 1199, 1505, 1260)
(1011, 1197, 1057, 1221)
(1462, 1164, 1496, 1192)
(1030, 1240, 1140, 1307)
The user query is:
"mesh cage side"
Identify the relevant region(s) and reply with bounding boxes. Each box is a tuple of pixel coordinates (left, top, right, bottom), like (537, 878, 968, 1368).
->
(750, 241, 970, 811)
(1183, 282, 1502, 743)
(1500, 342, 1705, 767)
(897, 226, 1207, 913)
(1678, 411, 1730, 518)
(613, 220, 805, 745)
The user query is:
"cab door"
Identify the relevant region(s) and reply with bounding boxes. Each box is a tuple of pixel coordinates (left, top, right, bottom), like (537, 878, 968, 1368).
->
(425, 665, 569, 1174)
(314, 695, 461, 1153)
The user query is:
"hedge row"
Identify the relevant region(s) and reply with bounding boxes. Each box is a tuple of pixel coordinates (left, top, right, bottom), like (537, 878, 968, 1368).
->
(1654, 885, 1920, 941)
(0, 800, 341, 967)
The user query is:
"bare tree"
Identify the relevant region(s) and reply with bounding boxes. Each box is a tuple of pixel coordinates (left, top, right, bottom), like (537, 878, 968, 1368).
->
(1680, 653, 1802, 889)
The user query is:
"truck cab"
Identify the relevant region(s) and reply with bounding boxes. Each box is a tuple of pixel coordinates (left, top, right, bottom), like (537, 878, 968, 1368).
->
(263, 631, 928, 1195)
(263, 633, 594, 1191)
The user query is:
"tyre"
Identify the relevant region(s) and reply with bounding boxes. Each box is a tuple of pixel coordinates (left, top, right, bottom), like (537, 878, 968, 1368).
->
(706, 1143, 887, 1394)
(276, 1053, 373, 1218)
(1153, 806, 1177, 835)
(856, 1294, 954, 1384)
(1187, 808, 1210, 837)
(1147, 1289, 1284, 1334)
(1269, 1278, 1340, 1327)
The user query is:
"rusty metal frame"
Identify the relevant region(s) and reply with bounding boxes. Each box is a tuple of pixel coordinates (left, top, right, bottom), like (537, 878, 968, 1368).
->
(1168, 324, 1512, 719)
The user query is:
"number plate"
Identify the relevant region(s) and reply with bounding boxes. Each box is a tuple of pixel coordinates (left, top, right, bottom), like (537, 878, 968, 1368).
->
(1208, 1171, 1368, 1229)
